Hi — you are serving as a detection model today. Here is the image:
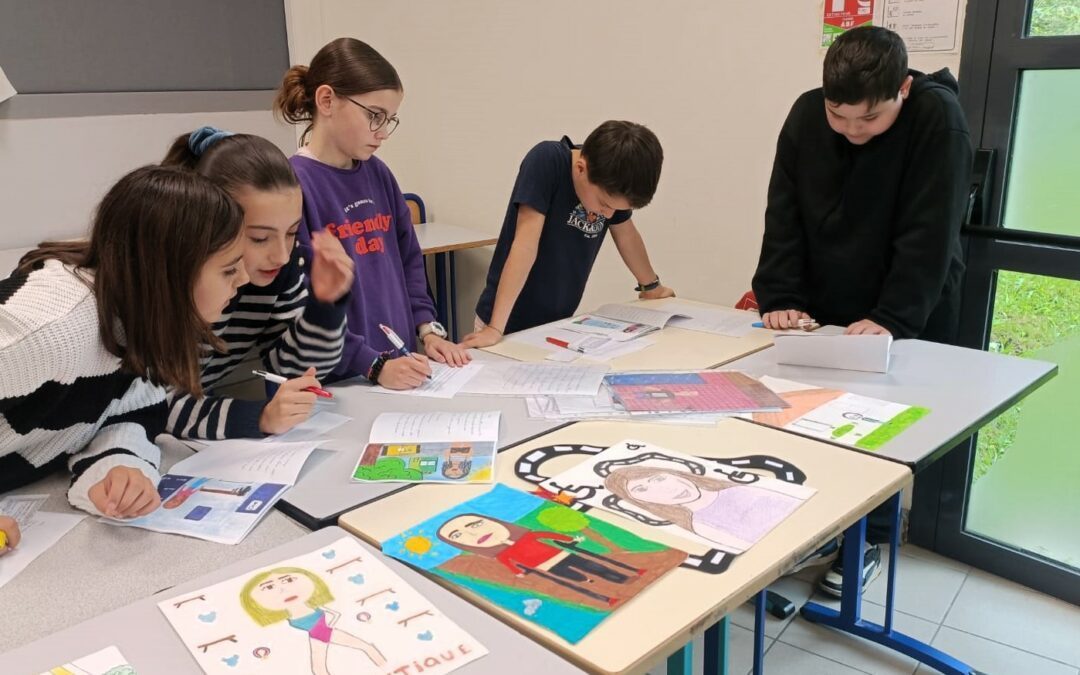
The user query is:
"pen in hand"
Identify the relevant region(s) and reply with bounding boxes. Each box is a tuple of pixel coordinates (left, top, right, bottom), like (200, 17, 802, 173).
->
(251, 370, 333, 398)
(379, 323, 433, 380)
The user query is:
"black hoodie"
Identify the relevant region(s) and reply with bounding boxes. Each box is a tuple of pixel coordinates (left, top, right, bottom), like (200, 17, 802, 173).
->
(752, 69, 973, 341)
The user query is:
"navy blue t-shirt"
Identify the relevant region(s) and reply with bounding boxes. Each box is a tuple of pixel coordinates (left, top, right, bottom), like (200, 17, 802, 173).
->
(475, 136, 631, 334)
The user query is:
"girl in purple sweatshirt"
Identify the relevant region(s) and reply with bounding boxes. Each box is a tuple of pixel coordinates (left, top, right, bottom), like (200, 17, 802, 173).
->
(274, 38, 470, 389)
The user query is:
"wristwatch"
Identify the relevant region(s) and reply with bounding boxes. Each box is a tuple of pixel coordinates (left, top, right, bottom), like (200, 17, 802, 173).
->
(418, 321, 448, 341)
(635, 276, 661, 292)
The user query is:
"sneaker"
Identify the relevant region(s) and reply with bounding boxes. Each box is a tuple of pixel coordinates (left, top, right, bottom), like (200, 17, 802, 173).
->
(818, 543, 882, 598)
(789, 537, 840, 574)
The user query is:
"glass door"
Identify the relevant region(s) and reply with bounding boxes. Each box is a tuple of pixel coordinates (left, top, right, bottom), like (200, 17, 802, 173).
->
(931, 0, 1080, 603)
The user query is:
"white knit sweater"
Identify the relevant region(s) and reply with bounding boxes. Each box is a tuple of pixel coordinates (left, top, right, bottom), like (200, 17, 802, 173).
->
(0, 259, 165, 515)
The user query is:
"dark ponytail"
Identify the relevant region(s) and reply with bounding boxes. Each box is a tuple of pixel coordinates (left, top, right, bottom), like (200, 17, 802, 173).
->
(162, 130, 298, 195)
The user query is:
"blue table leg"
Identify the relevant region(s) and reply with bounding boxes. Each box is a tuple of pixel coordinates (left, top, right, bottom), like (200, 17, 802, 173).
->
(753, 590, 766, 674)
(433, 252, 449, 332)
(448, 250, 459, 341)
(704, 617, 728, 675)
(800, 493, 978, 675)
(667, 641, 693, 675)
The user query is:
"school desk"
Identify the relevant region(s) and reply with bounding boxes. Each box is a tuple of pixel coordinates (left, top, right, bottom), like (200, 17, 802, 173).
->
(337, 420, 912, 675)
(414, 221, 498, 341)
(275, 349, 568, 530)
(480, 297, 774, 370)
(0, 439, 306, 652)
(0, 526, 585, 674)
(726, 338, 1057, 470)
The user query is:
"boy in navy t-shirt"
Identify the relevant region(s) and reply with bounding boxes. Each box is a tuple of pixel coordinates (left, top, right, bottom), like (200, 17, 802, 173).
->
(463, 121, 673, 346)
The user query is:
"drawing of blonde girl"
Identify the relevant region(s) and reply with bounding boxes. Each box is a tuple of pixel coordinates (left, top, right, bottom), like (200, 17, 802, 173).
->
(240, 566, 386, 674)
(605, 467, 802, 550)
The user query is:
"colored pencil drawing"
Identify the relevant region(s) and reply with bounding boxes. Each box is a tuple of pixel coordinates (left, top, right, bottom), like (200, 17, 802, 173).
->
(159, 536, 487, 674)
(540, 440, 815, 554)
(605, 371, 790, 414)
(383, 484, 685, 644)
(240, 567, 387, 673)
(352, 442, 495, 484)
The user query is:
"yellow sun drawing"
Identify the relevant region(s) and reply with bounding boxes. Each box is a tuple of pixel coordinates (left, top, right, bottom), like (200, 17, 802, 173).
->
(404, 534, 433, 556)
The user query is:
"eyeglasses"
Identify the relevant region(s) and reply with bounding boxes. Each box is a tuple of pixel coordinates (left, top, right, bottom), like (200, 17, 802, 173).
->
(342, 97, 400, 136)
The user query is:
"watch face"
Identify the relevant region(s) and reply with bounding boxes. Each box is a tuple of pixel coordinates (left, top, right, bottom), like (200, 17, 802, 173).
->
(430, 322, 448, 338)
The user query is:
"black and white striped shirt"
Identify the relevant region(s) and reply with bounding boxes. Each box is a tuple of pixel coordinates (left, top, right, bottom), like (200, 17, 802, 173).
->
(0, 260, 166, 515)
(165, 249, 346, 439)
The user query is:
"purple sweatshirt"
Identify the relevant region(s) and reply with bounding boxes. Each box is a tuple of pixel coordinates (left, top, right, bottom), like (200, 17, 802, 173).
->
(291, 154, 436, 380)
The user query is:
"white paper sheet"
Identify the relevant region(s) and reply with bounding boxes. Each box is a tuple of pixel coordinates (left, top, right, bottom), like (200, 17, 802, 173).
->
(773, 334, 892, 373)
(262, 411, 351, 443)
(663, 302, 760, 337)
(170, 439, 323, 485)
(0, 511, 84, 589)
(0, 65, 16, 104)
(369, 362, 483, 398)
(369, 411, 501, 444)
(460, 362, 608, 396)
(38, 645, 136, 675)
(0, 493, 48, 525)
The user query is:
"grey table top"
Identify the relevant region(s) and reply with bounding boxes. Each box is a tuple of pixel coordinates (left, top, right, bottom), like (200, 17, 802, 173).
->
(726, 339, 1057, 470)
(277, 350, 568, 529)
(1, 526, 586, 674)
(0, 439, 307, 652)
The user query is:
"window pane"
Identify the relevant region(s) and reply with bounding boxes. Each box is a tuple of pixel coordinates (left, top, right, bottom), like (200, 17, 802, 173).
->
(1029, 0, 1080, 36)
(1002, 70, 1080, 237)
(967, 271, 1080, 570)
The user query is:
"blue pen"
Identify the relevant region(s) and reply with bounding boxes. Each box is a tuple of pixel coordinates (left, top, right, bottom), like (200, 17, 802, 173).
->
(752, 321, 765, 328)
(379, 323, 432, 379)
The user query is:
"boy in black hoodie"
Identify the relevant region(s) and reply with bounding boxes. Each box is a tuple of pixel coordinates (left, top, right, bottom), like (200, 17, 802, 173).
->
(753, 26, 973, 597)
(753, 26, 972, 343)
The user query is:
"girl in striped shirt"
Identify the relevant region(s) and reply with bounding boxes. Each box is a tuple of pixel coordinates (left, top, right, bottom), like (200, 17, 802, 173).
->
(162, 128, 354, 439)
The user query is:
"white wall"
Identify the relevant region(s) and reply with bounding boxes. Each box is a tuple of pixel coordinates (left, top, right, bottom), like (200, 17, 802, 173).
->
(0, 111, 295, 249)
(285, 1, 964, 320)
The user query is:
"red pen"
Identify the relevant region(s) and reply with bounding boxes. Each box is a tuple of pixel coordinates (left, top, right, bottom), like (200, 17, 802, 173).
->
(252, 370, 334, 399)
(546, 337, 571, 349)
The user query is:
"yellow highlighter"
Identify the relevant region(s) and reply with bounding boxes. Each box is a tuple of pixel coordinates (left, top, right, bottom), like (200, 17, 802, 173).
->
(0, 530, 7, 549)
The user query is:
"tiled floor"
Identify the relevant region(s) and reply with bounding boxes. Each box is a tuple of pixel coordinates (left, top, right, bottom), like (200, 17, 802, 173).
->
(648, 544, 1080, 675)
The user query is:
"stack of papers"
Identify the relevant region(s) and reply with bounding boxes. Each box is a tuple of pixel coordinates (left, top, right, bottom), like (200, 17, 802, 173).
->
(352, 411, 501, 484)
(523, 370, 789, 425)
(459, 362, 608, 396)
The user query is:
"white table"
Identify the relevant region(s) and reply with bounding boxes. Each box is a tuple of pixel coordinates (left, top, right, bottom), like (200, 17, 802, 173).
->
(726, 339, 1057, 470)
(0, 439, 306, 652)
(414, 222, 497, 341)
(1, 527, 586, 674)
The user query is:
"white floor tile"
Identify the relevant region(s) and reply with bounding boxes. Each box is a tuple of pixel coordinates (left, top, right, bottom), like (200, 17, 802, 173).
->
(760, 641, 872, 674)
(899, 544, 971, 575)
(778, 597, 934, 675)
(944, 569, 1080, 667)
(914, 627, 1079, 675)
(858, 546, 968, 623)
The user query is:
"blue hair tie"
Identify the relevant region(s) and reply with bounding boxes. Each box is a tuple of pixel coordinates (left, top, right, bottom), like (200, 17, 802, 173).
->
(188, 126, 235, 157)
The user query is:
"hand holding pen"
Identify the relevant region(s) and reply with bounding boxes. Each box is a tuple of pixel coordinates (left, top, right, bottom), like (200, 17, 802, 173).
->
(253, 367, 331, 435)
(378, 323, 433, 388)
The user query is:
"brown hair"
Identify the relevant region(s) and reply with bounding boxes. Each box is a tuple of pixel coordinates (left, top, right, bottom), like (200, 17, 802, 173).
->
(163, 131, 299, 196)
(274, 37, 402, 145)
(17, 165, 243, 394)
(823, 26, 908, 106)
(604, 467, 735, 530)
(436, 513, 531, 558)
(581, 120, 664, 209)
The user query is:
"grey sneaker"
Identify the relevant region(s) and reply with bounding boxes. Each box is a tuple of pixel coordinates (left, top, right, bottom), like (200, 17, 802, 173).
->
(819, 543, 882, 598)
